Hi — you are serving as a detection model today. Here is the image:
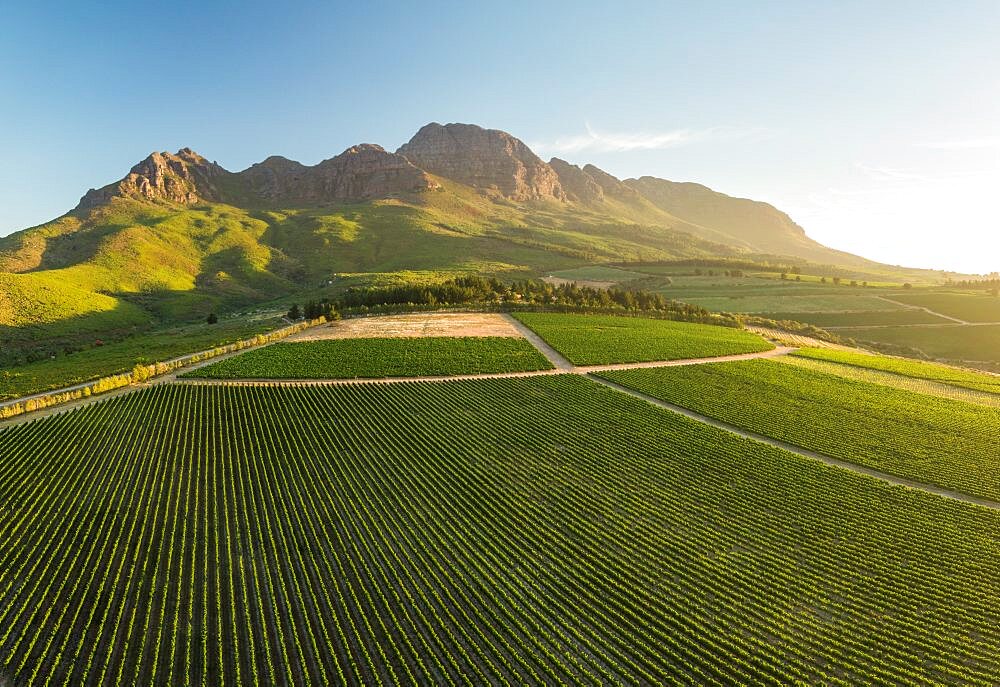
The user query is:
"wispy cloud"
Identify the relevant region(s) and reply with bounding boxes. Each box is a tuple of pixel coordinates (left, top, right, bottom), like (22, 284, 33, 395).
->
(855, 163, 929, 182)
(915, 136, 1000, 150)
(530, 123, 765, 155)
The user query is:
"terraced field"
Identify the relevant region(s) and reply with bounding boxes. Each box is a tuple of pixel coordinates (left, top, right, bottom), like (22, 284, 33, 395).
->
(598, 360, 1000, 502)
(0, 377, 998, 685)
(182, 337, 553, 379)
(512, 313, 772, 365)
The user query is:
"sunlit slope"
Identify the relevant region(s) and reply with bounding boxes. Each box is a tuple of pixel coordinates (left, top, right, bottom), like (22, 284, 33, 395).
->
(0, 182, 735, 335)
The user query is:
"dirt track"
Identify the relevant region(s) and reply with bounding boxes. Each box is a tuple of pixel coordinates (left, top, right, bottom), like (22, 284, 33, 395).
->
(3, 311, 997, 510)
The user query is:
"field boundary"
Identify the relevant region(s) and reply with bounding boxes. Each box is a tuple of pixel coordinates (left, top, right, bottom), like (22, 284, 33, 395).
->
(589, 374, 1000, 511)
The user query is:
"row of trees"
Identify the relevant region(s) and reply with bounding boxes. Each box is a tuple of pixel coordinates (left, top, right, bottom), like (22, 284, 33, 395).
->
(287, 299, 340, 321)
(334, 275, 719, 319)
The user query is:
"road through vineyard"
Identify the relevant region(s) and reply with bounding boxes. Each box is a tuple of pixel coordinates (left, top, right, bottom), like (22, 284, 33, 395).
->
(0, 378, 998, 685)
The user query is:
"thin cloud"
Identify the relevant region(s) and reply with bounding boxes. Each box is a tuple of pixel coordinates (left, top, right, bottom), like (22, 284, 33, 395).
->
(915, 137, 1000, 150)
(530, 123, 763, 155)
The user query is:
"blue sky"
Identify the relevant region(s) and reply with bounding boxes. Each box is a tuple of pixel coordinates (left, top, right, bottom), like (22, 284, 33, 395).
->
(2, 0, 998, 272)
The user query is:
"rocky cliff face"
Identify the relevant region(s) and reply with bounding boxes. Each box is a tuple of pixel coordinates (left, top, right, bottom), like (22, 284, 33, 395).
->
(239, 144, 437, 202)
(78, 144, 438, 210)
(397, 123, 565, 201)
(582, 164, 640, 200)
(77, 148, 226, 209)
(549, 158, 604, 202)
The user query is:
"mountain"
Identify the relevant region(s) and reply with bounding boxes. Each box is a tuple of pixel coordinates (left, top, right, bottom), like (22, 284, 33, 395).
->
(397, 122, 565, 201)
(624, 176, 858, 264)
(1, 120, 911, 364)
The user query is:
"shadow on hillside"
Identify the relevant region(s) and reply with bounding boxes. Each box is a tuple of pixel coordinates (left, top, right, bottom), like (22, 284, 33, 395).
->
(0, 300, 156, 367)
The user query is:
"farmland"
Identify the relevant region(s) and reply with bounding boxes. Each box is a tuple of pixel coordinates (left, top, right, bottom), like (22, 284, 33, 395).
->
(778, 356, 1000, 409)
(677, 294, 900, 314)
(512, 312, 772, 365)
(763, 309, 950, 328)
(598, 360, 1000, 501)
(792, 348, 1000, 394)
(0, 377, 998, 685)
(182, 337, 553, 379)
(840, 324, 1000, 370)
(886, 292, 1000, 323)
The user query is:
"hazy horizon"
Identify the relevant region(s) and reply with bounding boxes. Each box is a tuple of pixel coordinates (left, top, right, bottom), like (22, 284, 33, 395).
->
(2, 0, 997, 274)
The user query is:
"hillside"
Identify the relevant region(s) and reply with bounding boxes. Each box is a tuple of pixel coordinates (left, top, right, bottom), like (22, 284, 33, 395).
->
(0, 121, 943, 365)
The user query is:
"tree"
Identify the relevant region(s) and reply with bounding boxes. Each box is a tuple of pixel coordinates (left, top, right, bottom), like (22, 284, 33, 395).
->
(288, 303, 301, 320)
(780, 273, 788, 280)
(820, 277, 827, 283)
(903, 283, 913, 289)
(833, 277, 842, 285)
(206, 313, 218, 324)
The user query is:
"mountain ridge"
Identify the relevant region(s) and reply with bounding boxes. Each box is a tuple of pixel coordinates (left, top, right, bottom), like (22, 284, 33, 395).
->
(2, 121, 945, 366)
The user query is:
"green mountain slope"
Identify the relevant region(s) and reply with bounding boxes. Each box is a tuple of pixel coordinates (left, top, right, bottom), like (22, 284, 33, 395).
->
(0, 121, 951, 366)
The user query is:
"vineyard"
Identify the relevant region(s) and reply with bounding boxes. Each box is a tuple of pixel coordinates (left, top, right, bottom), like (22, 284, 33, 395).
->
(598, 360, 1000, 501)
(181, 337, 553, 379)
(0, 376, 998, 685)
(778, 356, 1000, 409)
(886, 292, 1000, 323)
(792, 347, 1000, 394)
(511, 312, 772, 365)
(763, 309, 950, 328)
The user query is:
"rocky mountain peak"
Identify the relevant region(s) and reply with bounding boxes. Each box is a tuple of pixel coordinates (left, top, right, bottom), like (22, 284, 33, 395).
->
(397, 122, 565, 201)
(238, 144, 437, 202)
(548, 158, 604, 203)
(581, 164, 639, 199)
(76, 149, 224, 210)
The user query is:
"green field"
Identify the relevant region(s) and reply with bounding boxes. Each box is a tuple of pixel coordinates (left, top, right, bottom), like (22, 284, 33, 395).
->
(887, 292, 1000, 322)
(183, 337, 553, 379)
(598, 360, 1000, 501)
(0, 377, 997, 685)
(678, 294, 900, 314)
(793, 348, 1000, 394)
(512, 312, 772, 365)
(547, 265, 647, 282)
(840, 324, 1000, 369)
(776, 355, 1000, 409)
(764, 309, 950, 327)
(0, 316, 286, 401)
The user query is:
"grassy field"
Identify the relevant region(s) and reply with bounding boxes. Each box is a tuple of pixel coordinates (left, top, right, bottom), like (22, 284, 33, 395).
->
(0, 316, 286, 401)
(0, 377, 997, 685)
(512, 312, 772, 365)
(764, 309, 951, 327)
(182, 337, 553, 379)
(793, 347, 1000, 394)
(840, 324, 1000, 369)
(599, 360, 1000, 501)
(777, 356, 1000, 409)
(887, 292, 1000, 322)
(547, 265, 647, 282)
(678, 293, 901, 314)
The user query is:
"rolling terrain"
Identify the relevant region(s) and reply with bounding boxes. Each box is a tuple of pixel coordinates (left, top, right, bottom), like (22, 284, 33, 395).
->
(0, 311, 998, 685)
(0, 122, 957, 377)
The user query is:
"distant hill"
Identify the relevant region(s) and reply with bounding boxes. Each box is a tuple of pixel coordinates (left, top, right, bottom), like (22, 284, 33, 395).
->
(0, 121, 943, 362)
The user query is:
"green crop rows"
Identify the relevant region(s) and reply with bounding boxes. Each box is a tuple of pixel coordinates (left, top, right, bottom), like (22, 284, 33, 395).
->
(793, 348, 1000, 394)
(764, 309, 950, 327)
(599, 360, 1000, 501)
(887, 292, 1000, 323)
(512, 313, 772, 365)
(182, 337, 553, 379)
(0, 377, 998, 685)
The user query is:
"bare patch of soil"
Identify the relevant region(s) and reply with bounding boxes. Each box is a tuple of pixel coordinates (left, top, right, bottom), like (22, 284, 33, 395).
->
(288, 312, 524, 341)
